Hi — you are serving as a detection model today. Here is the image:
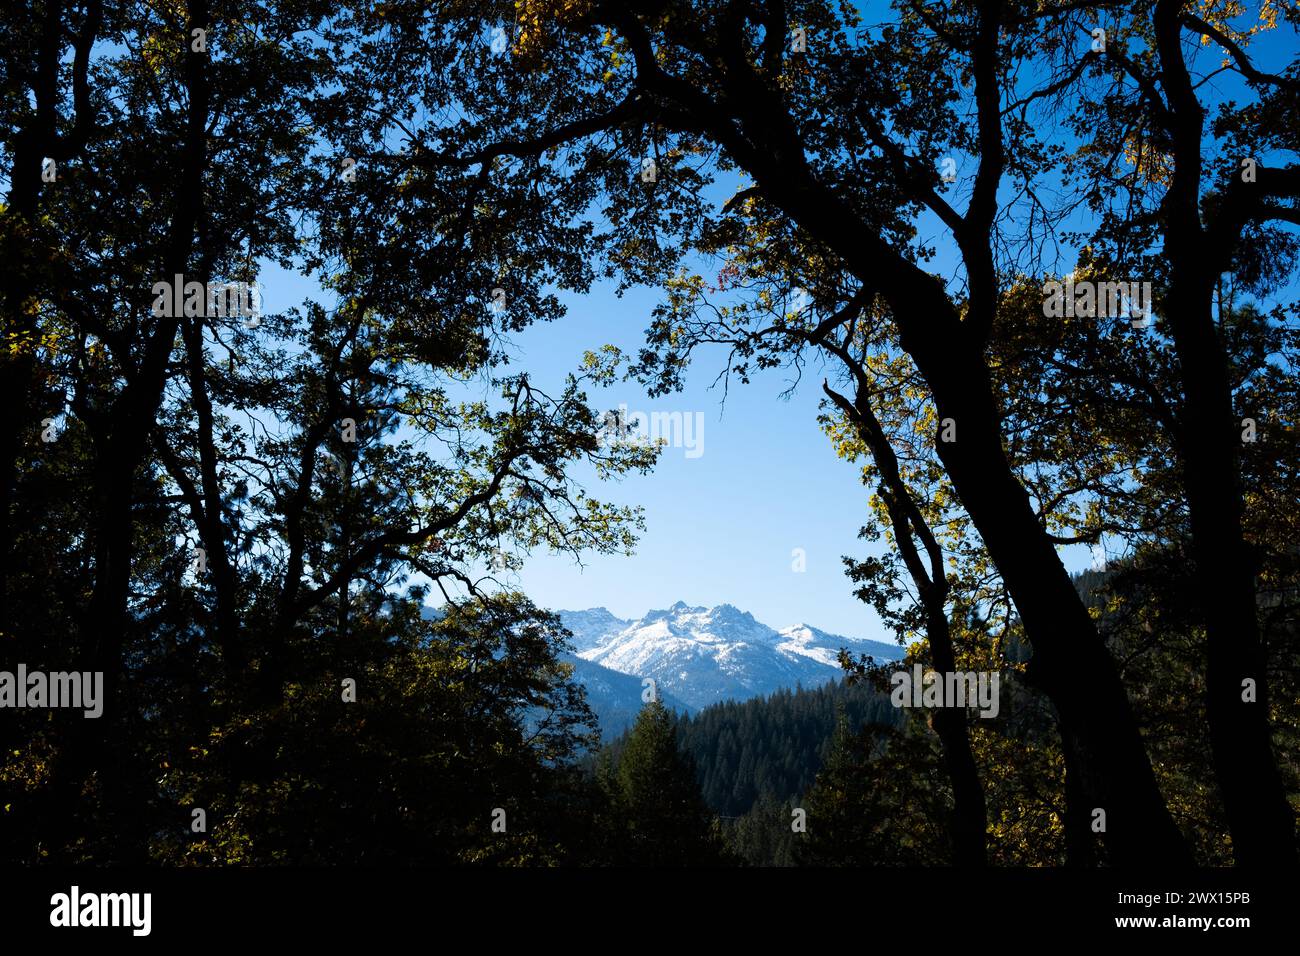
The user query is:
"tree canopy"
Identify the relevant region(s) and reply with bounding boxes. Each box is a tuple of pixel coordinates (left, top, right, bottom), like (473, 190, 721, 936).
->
(0, 0, 1296, 868)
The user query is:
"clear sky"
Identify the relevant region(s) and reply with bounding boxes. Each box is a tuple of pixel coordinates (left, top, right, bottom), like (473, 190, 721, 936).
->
(505, 281, 906, 639)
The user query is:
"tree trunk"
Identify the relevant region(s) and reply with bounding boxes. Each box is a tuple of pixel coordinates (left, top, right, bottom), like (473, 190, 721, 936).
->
(823, 376, 988, 865)
(1164, 269, 1296, 865)
(1153, 0, 1296, 864)
(42, 1, 211, 858)
(922, 356, 1189, 864)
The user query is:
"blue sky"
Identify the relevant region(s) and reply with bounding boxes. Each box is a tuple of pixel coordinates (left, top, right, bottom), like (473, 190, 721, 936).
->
(507, 282, 901, 639)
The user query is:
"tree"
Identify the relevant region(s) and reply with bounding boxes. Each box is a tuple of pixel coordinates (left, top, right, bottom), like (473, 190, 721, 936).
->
(799, 710, 950, 867)
(600, 700, 729, 865)
(151, 594, 601, 865)
(727, 791, 798, 867)
(1029, 0, 1300, 864)
(0, 0, 658, 864)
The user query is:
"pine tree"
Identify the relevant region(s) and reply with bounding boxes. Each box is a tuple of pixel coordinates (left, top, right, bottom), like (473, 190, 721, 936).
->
(727, 792, 798, 867)
(603, 700, 729, 866)
(798, 710, 951, 866)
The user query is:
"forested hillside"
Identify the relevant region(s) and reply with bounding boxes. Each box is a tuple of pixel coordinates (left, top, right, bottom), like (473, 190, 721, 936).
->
(595, 678, 900, 816)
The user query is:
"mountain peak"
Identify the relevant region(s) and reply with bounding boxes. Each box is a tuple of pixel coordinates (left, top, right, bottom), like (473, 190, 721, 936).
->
(644, 600, 706, 622)
(709, 602, 755, 622)
(558, 606, 633, 653)
(558, 602, 903, 710)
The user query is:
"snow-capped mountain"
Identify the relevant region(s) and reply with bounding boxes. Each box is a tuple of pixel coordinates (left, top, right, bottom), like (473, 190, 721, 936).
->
(557, 601, 903, 710)
(558, 607, 632, 654)
(775, 623, 870, 668)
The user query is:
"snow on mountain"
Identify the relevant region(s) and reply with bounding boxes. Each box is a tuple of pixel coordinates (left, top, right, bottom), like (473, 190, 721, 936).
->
(776, 623, 899, 669)
(560, 601, 904, 710)
(553, 606, 631, 653)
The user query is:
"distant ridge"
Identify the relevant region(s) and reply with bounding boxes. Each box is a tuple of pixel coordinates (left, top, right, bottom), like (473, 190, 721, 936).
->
(557, 602, 903, 711)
